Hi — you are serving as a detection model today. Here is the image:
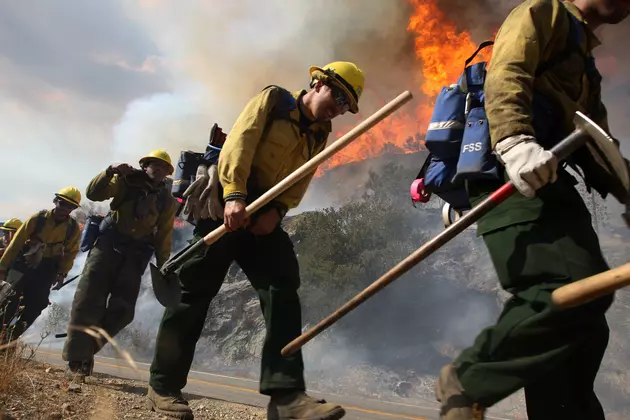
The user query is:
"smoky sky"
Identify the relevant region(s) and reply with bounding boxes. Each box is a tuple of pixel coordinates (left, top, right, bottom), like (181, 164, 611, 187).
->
(0, 1, 169, 106)
(1, 0, 629, 221)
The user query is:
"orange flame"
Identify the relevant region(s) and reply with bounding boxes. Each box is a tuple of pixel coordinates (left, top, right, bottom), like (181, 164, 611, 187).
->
(315, 0, 493, 177)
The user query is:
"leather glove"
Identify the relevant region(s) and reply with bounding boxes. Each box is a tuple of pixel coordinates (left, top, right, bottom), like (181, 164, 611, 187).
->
(495, 134, 558, 198)
(199, 164, 224, 221)
(23, 242, 46, 269)
(182, 164, 210, 221)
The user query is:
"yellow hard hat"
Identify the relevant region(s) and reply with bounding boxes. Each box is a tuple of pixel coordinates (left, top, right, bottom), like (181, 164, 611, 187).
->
(309, 61, 365, 114)
(55, 187, 82, 207)
(139, 149, 174, 175)
(0, 218, 23, 232)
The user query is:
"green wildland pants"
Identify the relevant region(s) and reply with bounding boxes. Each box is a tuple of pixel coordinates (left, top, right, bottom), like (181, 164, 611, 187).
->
(63, 231, 152, 362)
(455, 171, 612, 420)
(3, 257, 58, 340)
(149, 218, 305, 395)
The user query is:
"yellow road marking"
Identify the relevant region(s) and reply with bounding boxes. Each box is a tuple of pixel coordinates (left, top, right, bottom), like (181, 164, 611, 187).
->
(37, 350, 429, 419)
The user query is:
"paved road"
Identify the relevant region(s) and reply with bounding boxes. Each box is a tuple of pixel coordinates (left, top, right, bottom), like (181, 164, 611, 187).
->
(36, 350, 515, 420)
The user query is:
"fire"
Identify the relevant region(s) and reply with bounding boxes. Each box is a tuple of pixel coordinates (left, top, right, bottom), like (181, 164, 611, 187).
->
(315, 0, 493, 177)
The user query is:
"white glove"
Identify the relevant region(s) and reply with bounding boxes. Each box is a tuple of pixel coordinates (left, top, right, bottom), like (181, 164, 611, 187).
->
(495, 135, 558, 198)
(199, 164, 224, 221)
(182, 164, 209, 221)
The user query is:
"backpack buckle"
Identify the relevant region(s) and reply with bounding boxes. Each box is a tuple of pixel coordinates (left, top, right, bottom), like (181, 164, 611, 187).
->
(410, 178, 431, 207)
(441, 202, 464, 228)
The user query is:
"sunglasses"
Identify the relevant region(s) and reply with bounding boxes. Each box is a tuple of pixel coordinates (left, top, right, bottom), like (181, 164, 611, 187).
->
(328, 84, 350, 112)
(57, 199, 77, 210)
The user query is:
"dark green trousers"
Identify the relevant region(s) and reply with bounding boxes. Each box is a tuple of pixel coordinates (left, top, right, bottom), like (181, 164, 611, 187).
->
(63, 232, 149, 362)
(455, 174, 613, 419)
(3, 257, 57, 340)
(148, 219, 305, 396)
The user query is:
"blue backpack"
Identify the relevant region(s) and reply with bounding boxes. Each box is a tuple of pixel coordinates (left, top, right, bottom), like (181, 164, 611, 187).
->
(411, 9, 586, 214)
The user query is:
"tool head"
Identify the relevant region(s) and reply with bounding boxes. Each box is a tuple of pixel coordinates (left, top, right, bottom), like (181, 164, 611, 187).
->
(574, 111, 630, 202)
(150, 263, 182, 308)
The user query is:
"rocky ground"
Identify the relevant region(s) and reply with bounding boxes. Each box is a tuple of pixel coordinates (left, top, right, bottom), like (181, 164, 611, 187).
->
(0, 353, 265, 420)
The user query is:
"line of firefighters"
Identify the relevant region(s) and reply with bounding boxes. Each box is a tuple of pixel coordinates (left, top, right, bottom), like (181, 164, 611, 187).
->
(1, 1, 630, 419)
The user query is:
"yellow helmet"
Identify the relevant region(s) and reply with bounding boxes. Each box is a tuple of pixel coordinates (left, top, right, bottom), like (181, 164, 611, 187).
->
(309, 61, 365, 114)
(55, 187, 82, 207)
(0, 218, 23, 232)
(139, 149, 174, 175)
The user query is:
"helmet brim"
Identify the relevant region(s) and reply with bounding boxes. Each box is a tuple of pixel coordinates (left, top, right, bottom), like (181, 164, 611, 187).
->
(309, 66, 359, 114)
(55, 193, 80, 207)
(139, 157, 174, 175)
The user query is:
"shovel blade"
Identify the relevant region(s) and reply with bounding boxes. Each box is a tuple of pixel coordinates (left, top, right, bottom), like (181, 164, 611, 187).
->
(6, 269, 24, 287)
(150, 263, 182, 308)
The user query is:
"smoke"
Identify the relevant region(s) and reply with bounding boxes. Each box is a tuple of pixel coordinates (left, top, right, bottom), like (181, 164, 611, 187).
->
(3, 2, 630, 415)
(4, 0, 627, 219)
(106, 0, 416, 172)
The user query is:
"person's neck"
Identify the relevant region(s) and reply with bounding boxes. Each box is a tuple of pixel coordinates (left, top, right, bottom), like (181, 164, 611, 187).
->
(299, 93, 316, 122)
(138, 170, 161, 189)
(572, 0, 603, 30)
(51, 209, 67, 222)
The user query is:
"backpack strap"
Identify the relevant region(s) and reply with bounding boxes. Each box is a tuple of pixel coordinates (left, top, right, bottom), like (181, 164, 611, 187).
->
(33, 210, 48, 241)
(31, 210, 77, 255)
(459, 40, 494, 92)
(62, 218, 78, 255)
(261, 85, 327, 159)
(264, 85, 298, 122)
(465, 40, 494, 67)
(156, 186, 170, 214)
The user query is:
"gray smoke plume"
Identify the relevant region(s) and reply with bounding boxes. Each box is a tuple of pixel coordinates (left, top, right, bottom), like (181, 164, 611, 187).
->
(5, 2, 630, 416)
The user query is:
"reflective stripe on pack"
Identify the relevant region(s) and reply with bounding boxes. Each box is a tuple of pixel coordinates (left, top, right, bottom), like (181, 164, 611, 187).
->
(428, 121, 466, 131)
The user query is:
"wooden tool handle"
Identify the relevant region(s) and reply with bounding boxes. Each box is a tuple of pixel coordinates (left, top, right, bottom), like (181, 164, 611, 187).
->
(551, 262, 630, 308)
(201, 90, 414, 246)
(162, 91, 414, 274)
(281, 123, 595, 357)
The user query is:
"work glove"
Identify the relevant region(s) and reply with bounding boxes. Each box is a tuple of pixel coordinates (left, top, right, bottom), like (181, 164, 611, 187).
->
(182, 164, 210, 221)
(495, 134, 558, 198)
(198, 164, 224, 221)
(23, 241, 46, 269)
(182, 164, 224, 222)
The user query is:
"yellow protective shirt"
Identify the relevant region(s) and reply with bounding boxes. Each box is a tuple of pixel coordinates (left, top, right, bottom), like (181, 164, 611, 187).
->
(485, 0, 609, 147)
(86, 170, 176, 267)
(219, 86, 331, 210)
(0, 210, 80, 275)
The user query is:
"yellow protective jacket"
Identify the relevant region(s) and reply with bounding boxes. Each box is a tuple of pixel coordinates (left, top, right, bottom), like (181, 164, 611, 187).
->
(485, 0, 609, 147)
(0, 210, 80, 275)
(219, 86, 331, 211)
(86, 170, 176, 267)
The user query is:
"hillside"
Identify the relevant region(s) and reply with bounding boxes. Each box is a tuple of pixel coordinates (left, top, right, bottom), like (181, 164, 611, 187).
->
(33, 153, 630, 419)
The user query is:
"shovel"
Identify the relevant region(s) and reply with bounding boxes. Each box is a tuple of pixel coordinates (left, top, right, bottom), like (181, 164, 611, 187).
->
(51, 274, 80, 291)
(281, 110, 611, 357)
(150, 90, 415, 308)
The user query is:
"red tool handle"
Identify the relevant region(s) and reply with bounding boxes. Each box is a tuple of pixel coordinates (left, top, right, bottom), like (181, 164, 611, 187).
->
(281, 126, 591, 357)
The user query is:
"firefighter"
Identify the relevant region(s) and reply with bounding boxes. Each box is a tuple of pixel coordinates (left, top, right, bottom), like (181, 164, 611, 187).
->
(435, 0, 630, 419)
(0, 188, 81, 340)
(0, 218, 23, 258)
(62, 150, 177, 380)
(0, 218, 24, 307)
(146, 62, 365, 420)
